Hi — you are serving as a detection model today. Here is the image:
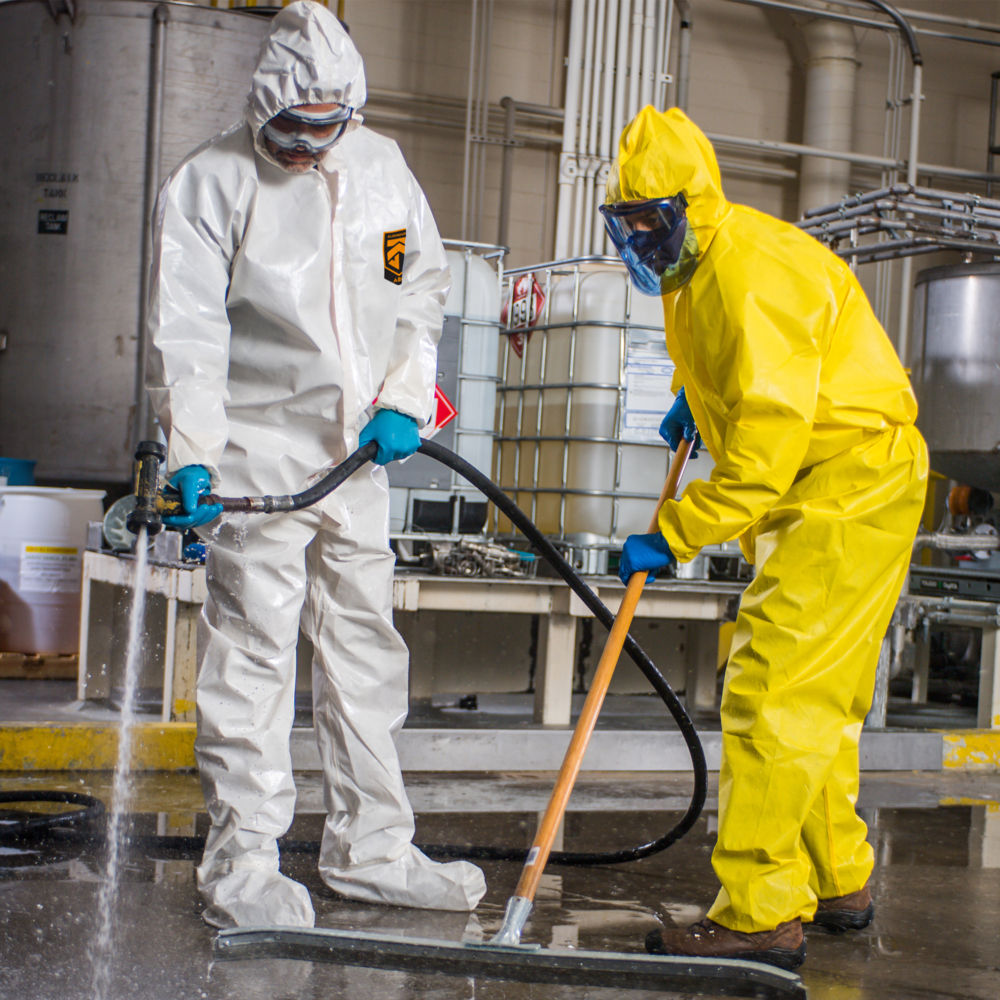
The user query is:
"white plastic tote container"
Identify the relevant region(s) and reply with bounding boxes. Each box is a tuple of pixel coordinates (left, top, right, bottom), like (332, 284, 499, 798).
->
(0, 487, 105, 654)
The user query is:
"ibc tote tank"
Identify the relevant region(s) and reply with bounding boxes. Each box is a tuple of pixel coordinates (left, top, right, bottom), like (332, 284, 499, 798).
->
(388, 247, 501, 534)
(496, 262, 715, 547)
(0, 0, 268, 483)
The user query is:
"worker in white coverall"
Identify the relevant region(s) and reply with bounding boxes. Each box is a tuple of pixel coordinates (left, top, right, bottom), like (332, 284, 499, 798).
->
(147, 2, 486, 929)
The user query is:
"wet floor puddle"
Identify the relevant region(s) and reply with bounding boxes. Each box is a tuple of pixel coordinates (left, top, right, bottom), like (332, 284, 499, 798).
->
(1, 787, 998, 999)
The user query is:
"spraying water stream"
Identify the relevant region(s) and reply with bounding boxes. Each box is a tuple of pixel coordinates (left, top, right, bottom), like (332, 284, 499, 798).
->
(90, 525, 149, 1000)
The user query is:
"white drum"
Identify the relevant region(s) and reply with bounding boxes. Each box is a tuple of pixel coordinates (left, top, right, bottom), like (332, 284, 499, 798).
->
(0, 487, 105, 654)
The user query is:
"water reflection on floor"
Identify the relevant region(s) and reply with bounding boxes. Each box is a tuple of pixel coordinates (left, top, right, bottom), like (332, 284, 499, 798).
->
(1, 772, 998, 1000)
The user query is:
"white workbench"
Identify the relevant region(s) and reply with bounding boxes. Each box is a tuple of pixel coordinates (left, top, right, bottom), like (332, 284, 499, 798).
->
(78, 551, 741, 724)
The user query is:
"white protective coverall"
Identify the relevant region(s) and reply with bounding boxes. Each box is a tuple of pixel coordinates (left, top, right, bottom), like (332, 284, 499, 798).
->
(147, 2, 486, 927)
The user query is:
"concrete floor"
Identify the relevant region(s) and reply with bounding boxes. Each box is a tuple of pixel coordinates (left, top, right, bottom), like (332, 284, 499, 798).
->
(1, 770, 998, 999)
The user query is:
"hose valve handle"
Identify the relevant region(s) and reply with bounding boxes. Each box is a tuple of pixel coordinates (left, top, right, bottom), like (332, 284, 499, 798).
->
(126, 440, 167, 538)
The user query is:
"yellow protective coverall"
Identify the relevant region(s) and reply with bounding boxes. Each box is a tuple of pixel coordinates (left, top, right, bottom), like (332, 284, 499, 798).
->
(616, 107, 928, 933)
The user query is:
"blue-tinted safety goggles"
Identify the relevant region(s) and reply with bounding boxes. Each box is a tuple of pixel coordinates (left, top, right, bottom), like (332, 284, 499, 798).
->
(262, 105, 354, 154)
(599, 194, 690, 296)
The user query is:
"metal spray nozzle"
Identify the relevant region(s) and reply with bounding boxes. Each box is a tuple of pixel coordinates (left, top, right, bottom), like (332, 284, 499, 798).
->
(125, 440, 167, 537)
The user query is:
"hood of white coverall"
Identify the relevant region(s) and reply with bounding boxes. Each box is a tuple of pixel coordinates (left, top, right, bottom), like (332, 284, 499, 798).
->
(245, 1, 366, 167)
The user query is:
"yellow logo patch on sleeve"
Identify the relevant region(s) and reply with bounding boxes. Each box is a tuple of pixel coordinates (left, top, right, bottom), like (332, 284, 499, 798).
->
(383, 228, 406, 284)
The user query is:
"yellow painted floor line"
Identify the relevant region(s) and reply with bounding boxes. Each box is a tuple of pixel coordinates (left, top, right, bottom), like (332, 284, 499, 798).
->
(1, 722, 999, 772)
(0, 722, 196, 771)
(941, 729, 1000, 772)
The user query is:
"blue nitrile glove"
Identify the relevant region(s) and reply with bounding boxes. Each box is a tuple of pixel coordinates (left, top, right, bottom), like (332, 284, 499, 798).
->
(359, 408, 421, 465)
(161, 465, 224, 529)
(618, 531, 676, 586)
(658, 386, 700, 458)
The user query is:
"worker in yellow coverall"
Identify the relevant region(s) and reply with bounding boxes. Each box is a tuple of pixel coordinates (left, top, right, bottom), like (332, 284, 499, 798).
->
(604, 107, 928, 970)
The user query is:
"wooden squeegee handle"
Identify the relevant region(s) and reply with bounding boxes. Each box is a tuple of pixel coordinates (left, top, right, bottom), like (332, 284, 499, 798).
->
(512, 436, 695, 903)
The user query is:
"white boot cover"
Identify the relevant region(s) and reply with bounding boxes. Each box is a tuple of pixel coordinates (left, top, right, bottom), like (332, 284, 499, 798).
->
(320, 843, 486, 912)
(200, 864, 316, 929)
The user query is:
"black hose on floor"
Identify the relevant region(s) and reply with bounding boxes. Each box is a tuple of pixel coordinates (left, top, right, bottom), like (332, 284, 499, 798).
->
(0, 790, 105, 838)
(1, 441, 707, 868)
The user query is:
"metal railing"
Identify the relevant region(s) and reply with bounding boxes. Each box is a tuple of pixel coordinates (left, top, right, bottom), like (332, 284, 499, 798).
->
(797, 184, 1000, 264)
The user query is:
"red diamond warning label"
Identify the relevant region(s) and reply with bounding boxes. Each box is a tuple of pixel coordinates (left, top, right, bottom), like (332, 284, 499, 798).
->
(434, 385, 457, 431)
(418, 384, 457, 442)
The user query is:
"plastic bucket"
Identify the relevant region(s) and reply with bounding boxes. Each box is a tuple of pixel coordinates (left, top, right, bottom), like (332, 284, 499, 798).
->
(0, 458, 36, 487)
(0, 487, 105, 655)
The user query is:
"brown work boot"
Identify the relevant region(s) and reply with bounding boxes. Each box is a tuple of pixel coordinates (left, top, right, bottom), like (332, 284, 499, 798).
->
(812, 882, 874, 934)
(645, 917, 805, 970)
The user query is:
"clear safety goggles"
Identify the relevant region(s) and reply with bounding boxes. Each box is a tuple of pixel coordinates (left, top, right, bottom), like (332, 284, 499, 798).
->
(262, 105, 354, 154)
(599, 194, 690, 296)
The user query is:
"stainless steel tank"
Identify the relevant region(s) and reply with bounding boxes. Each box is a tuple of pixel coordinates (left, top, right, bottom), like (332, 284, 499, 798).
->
(912, 262, 1000, 490)
(0, 0, 268, 483)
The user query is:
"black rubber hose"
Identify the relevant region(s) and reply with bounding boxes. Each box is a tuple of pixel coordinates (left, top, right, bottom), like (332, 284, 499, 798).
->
(6, 443, 707, 867)
(0, 791, 105, 840)
(413, 439, 707, 866)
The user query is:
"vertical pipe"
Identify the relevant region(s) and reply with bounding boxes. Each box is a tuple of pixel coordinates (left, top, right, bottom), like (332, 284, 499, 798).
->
(605, 0, 631, 255)
(134, 3, 169, 450)
(461, 0, 479, 241)
(611, 0, 631, 145)
(572, 0, 598, 255)
(592, 0, 620, 254)
(654, 0, 672, 109)
(589, 0, 606, 159)
(626, 0, 643, 120)
(555, 0, 587, 259)
(474, 0, 494, 243)
(797, 16, 858, 217)
(581, 0, 606, 253)
(498, 97, 517, 248)
(675, 0, 691, 114)
(640, 0, 655, 109)
(896, 61, 922, 366)
(599, 0, 619, 158)
(989, 71, 1000, 198)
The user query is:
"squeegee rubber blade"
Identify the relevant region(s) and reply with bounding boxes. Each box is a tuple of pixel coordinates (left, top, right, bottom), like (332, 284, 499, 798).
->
(213, 928, 808, 999)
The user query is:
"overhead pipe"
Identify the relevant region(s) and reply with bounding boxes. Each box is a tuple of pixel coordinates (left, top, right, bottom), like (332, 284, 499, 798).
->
(555, 0, 587, 259)
(675, 0, 692, 113)
(134, 3, 169, 451)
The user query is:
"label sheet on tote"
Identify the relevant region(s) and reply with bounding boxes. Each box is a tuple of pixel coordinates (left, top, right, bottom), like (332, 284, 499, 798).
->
(622, 336, 676, 443)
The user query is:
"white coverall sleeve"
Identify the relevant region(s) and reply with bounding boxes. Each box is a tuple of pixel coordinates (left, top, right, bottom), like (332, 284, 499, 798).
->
(375, 173, 450, 426)
(147, 162, 244, 484)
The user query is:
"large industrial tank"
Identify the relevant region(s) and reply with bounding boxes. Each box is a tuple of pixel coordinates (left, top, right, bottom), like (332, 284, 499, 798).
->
(495, 262, 715, 548)
(0, 0, 269, 483)
(912, 262, 1000, 490)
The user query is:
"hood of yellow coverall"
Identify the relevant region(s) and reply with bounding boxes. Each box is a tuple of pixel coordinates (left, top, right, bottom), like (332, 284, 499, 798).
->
(612, 106, 730, 265)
